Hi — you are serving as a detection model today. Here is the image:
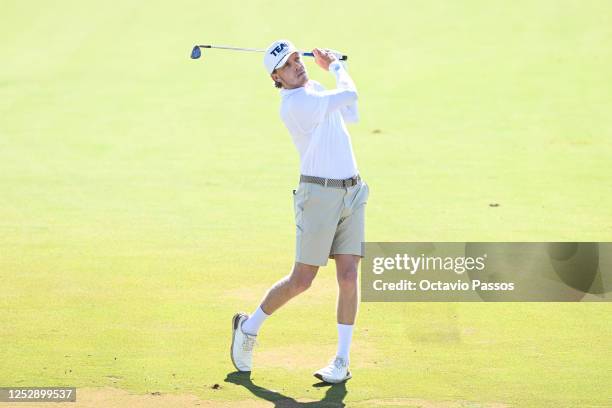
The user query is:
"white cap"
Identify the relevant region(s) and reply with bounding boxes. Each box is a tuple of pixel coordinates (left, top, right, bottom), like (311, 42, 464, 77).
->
(263, 39, 299, 75)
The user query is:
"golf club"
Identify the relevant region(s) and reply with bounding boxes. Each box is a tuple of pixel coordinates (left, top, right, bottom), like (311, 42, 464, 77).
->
(190, 44, 348, 61)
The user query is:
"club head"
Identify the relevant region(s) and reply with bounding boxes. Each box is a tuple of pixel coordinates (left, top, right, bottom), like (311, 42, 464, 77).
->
(190, 46, 201, 59)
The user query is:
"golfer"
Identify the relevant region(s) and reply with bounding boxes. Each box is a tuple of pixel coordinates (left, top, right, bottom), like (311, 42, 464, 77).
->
(231, 39, 369, 384)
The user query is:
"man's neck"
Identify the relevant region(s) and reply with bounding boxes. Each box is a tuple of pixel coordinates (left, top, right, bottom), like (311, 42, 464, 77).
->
(284, 79, 308, 90)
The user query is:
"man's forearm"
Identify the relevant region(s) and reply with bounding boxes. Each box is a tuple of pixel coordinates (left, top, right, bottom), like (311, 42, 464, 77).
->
(330, 60, 359, 122)
(330, 60, 357, 92)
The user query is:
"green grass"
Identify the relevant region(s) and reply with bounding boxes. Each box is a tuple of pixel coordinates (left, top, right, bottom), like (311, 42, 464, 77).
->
(1, 0, 611, 407)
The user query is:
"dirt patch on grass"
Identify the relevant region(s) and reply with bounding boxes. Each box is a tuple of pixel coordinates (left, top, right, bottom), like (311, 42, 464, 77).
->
(351, 398, 509, 407)
(10, 387, 269, 408)
(8, 387, 509, 408)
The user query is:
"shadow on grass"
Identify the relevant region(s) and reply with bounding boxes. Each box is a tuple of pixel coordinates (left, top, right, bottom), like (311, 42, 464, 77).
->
(224, 371, 347, 407)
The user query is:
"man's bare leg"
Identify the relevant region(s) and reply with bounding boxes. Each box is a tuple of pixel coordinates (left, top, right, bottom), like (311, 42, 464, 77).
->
(261, 262, 319, 313)
(335, 255, 360, 324)
(334, 254, 360, 363)
(241, 262, 318, 335)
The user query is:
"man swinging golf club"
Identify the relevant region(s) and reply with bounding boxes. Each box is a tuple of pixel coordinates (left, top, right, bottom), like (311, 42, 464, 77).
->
(231, 39, 369, 384)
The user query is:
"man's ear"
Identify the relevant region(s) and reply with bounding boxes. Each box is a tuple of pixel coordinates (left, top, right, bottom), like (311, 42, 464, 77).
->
(271, 73, 283, 88)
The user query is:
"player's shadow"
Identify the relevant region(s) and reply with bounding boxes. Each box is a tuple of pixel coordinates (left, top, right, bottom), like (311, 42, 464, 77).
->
(224, 371, 347, 407)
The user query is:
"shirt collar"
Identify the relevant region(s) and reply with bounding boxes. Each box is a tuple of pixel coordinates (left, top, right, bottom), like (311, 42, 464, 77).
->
(280, 87, 302, 98)
(280, 80, 314, 97)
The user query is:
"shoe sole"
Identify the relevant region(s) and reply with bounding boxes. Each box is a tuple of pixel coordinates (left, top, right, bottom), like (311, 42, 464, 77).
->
(230, 312, 249, 372)
(313, 371, 352, 384)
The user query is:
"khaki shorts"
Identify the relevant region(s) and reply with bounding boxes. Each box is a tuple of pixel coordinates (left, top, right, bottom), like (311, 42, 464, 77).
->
(293, 179, 369, 266)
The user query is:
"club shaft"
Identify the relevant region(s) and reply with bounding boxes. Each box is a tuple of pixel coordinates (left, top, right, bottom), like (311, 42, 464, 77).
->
(198, 45, 266, 53)
(196, 45, 346, 60)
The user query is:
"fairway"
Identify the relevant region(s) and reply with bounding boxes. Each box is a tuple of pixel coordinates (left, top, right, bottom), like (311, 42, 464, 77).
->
(1, 1, 611, 407)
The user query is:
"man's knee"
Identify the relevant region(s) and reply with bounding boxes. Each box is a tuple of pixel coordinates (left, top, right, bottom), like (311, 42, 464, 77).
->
(290, 276, 313, 294)
(288, 263, 318, 295)
(337, 265, 358, 290)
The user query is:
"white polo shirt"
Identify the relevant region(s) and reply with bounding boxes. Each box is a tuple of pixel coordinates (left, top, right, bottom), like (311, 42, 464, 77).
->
(279, 61, 359, 180)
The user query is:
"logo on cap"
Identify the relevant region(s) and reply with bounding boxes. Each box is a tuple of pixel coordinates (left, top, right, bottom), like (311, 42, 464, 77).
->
(270, 42, 288, 57)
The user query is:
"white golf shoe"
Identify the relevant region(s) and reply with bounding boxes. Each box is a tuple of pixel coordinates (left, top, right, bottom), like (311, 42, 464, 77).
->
(230, 312, 257, 372)
(314, 356, 352, 383)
